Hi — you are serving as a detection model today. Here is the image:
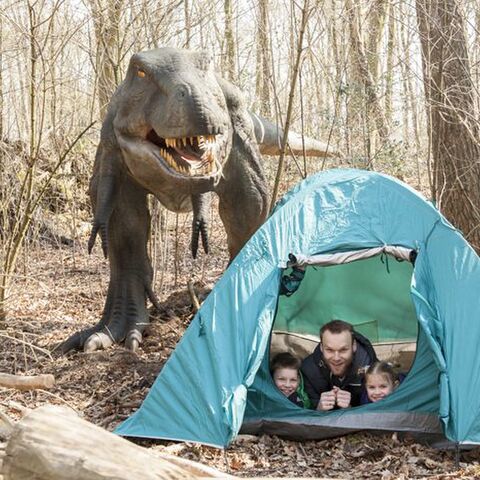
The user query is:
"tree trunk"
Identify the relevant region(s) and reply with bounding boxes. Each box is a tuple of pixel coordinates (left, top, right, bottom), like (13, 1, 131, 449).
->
(3, 405, 230, 480)
(223, 0, 236, 81)
(89, 0, 124, 119)
(184, 0, 191, 48)
(366, 0, 387, 81)
(416, 0, 480, 252)
(0, 15, 3, 140)
(255, 0, 271, 117)
(345, 0, 389, 167)
(384, 2, 395, 127)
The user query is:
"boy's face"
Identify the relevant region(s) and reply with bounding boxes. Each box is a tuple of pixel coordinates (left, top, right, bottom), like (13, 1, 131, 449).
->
(320, 330, 356, 377)
(273, 367, 299, 397)
(365, 373, 395, 402)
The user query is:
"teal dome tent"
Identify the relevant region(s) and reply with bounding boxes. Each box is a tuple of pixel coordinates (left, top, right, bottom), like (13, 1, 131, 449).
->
(116, 169, 480, 447)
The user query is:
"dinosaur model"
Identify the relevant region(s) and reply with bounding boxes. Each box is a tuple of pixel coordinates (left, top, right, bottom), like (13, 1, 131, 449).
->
(61, 47, 336, 353)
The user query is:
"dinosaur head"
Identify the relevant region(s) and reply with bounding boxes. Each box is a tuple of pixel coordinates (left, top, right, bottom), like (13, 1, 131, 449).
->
(113, 48, 231, 202)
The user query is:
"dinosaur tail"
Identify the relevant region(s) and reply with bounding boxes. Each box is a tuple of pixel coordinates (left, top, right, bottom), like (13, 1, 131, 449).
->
(249, 112, 341, 158)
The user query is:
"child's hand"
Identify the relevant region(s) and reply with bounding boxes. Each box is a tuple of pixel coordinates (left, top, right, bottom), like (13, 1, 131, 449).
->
(335, 388, 351, 408)
(317, 390, 336, 411)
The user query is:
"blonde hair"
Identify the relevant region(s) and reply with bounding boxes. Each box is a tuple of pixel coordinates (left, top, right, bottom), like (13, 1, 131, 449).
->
(365, 361, 398, 384)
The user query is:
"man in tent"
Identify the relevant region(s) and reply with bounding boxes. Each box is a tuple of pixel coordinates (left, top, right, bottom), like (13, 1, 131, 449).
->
(301, 320, 377, 410)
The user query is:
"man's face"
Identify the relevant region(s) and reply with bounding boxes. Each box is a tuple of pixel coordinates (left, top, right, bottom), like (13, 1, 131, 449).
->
(320, 330, 356, 377)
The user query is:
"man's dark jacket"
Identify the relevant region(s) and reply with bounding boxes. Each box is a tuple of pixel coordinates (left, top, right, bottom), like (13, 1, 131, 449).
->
(300, 332, 378, 408)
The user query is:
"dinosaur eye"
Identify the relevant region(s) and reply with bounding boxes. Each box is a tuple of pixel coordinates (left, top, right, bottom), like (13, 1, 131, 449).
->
(137, 69, 146, 78)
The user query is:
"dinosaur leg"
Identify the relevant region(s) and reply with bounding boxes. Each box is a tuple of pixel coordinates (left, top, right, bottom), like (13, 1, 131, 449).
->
(61, 177, 154, 353)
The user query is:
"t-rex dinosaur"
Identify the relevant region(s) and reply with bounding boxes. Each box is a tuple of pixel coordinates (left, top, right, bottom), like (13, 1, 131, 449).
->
(60, 47, 336, 353)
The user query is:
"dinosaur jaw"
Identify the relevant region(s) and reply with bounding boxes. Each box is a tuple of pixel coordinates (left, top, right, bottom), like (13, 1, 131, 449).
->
(146, 129, 224, 177)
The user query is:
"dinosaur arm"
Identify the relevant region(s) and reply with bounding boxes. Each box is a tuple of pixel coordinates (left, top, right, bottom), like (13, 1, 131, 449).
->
(191, 193, 211, 258)
(248, 112, 340, 158)
(87, 117, 124, 258)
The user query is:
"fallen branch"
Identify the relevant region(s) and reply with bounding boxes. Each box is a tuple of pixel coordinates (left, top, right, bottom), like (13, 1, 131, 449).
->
(0, 373, 55, 391)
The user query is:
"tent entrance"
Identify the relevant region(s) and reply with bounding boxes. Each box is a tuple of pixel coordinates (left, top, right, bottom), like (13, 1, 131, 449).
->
(272, 248, 418, 370)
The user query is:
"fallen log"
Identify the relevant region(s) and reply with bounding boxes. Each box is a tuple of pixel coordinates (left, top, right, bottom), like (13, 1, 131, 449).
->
(0, 373, 55, 391)
(3, 404, 231, 480)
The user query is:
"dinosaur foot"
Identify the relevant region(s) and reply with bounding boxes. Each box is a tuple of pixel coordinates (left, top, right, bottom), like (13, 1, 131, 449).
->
(58, 322, 146, 354)
(57, 274, 160, 354)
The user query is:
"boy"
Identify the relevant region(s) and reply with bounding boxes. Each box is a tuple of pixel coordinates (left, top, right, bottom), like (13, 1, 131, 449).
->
(271, 352, 311, 409)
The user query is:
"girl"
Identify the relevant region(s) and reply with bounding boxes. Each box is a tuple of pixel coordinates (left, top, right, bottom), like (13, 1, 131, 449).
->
(362, 361, 402, 404)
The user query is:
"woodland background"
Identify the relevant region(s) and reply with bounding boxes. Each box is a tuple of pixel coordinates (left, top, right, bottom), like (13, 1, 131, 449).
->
(2, 0, 480, 315)
(1, 0, 480, 478)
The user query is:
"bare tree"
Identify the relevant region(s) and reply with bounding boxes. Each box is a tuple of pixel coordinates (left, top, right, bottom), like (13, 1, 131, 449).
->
(88, 0, 126, 118)
(255, 0, 272, 117)
(384, 2, 395, 128)
(270, 0, 312, 210)
(416, 0, 480, 252)
(184, 0, 191, 48)
(0, 15, 3, 140)
(223, 0, 236, 81)
(345, 0, 389, 167)
(0, 0, 95, 321)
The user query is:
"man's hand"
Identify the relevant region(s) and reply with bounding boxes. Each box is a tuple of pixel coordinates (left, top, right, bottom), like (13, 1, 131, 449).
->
(335, 387, 351, 409)
(317, 390, 336, 411)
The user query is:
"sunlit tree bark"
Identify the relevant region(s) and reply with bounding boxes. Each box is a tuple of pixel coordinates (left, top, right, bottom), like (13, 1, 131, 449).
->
(223, 0, 236, 81)
(416, 0, 480, 252)
(345, 0, 389, 167)
(89, 0, 125, 118)
(255, 0, 271, 117)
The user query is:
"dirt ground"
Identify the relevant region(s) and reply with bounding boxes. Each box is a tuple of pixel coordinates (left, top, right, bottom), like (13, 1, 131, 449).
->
(1, 238, 480, 479)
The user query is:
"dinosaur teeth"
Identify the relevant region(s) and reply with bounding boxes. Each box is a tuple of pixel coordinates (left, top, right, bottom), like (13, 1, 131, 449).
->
(163, 134, 217, 149)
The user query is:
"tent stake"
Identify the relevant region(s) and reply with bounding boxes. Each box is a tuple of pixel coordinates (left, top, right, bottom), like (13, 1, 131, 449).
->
(223, 448, 230, 473)
(454, 442, 460, 470)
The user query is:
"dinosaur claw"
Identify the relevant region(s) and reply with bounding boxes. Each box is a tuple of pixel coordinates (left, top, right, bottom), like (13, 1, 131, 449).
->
(200, 221, 209, 254)
(125, 330, 142, 352)
(100, 225, 108, 258)
(126, 338, 139, 352)
(191, 220, 200, 258)
(84, 332, 113, 352)
(87, 223, 109, 257)
(191, 219, 209, 258)
(87, 224, 99, 255)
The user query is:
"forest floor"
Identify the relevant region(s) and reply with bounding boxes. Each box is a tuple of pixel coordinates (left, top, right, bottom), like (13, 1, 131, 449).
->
(1, 237, 480, 479)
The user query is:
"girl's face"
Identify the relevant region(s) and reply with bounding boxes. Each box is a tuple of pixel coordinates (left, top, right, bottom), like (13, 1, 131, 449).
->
(366, 373, 395, 402)
(273, 367, 299, 397)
